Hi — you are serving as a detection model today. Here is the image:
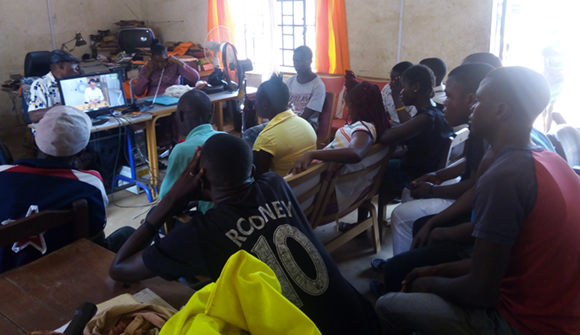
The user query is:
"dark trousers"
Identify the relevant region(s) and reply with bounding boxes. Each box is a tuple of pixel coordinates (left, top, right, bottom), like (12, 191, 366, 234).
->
(383, 213, 472, 293)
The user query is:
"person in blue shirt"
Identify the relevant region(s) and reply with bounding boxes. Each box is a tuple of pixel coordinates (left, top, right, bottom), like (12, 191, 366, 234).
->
(159, 90, 222, 214)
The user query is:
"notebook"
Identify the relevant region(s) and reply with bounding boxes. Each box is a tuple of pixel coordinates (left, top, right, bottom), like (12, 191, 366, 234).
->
(145, 96, 180, 106)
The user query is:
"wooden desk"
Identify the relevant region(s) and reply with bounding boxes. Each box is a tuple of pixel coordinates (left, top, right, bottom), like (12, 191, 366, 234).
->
(0, 239, 194, 334)
(143, 87, 257, 196)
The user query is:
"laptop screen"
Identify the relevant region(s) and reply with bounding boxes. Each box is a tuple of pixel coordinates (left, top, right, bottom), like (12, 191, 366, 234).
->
(59, 73, 127, 116)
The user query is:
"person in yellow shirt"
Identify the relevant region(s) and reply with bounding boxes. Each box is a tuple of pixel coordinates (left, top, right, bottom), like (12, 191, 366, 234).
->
(252, 74, 316, 176)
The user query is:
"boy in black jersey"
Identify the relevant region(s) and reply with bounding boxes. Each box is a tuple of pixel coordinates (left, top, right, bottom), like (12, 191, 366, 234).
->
(109, 133, 381, 335)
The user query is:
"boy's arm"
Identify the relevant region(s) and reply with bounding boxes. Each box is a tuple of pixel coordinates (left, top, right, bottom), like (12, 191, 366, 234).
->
(109, 149, 204, 282)
(411, 238, 511, 308)
(253, 150, 273, 176)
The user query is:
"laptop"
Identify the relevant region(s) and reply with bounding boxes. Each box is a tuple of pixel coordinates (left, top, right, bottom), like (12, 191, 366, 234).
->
(58, 72, 128, 119)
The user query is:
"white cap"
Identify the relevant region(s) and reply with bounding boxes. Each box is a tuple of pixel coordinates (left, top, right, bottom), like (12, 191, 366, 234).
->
(35, 106, 91, 157)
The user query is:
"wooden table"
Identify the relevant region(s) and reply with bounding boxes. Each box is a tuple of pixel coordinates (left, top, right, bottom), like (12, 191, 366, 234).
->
(0, 239, 194, 334)
(143, 86, 257, 196)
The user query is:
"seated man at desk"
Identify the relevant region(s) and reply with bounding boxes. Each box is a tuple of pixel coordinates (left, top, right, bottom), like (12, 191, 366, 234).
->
(109, 134, 382, 335)
(27, 50, 81, 123)
(134, 39, 200, 148)
(158, 89, 222, 215)
(84, 78, 104, 104)
(252, 74, 316, 176)
(0, 106, 132, 273)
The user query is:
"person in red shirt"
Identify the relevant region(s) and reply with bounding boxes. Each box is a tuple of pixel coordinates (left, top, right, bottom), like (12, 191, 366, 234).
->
(375, 66, 580, 334)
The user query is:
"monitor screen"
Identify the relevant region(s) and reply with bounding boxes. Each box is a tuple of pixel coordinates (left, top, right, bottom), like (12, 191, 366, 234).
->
(118, 28, 155, 54)
(59, 73, 127, 116)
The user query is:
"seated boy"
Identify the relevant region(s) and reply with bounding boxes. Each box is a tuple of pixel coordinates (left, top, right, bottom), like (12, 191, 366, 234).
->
(0, 106, 131, 273)
(419, 57, 447, 110)
(242, 46, 325, 145)
(381, 61, 418, 126)
(109, 134, 381, 335)
(376, 66, 580, 334)
(285, 45, 326, 130)
(252, 74, 316, 176)
(159, 90, 221, 214)
(387, 63, 494, 255)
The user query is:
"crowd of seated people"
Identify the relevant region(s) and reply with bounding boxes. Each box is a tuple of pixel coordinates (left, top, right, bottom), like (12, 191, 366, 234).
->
(4, 44, 580, 335)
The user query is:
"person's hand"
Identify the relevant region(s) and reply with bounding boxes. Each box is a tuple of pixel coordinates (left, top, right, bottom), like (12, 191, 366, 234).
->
(390, 76, 402, 98)
(288, 152, 313, 176)
(401, 266, 436, 292)
(411, 172, 441, 187)
(165, 147, 205, 205)
(427, 227, 446, 246)
(168, 56, 184, 67)
(410, 182, 433, 199)
(145, 61, 156, 78)
(411, 220, 434, 250)
(407, 277, 434, 293)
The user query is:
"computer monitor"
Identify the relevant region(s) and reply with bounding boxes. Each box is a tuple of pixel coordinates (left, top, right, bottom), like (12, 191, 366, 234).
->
(118, 28, 155, 54)
(58, 72, 127, 118)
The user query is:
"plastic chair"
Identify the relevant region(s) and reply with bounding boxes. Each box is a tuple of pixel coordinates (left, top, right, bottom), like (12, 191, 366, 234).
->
(312, 144, 392, 254)
(441, 127, 470, 169)
(316, 92, 336, 148)
(551, 125, 580, 175)
(0, 199, 89, 249)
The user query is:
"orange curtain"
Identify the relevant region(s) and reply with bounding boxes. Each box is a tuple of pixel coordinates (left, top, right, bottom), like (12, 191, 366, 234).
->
(315, 0, 350, 74)
(208, 0, 236, 40)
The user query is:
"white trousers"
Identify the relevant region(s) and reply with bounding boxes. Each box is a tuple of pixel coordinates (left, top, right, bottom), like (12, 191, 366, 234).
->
(391, 178, 461, 255)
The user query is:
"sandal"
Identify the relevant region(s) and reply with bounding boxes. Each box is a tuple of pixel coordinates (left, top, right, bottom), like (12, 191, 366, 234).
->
(370, 258, 386, 272)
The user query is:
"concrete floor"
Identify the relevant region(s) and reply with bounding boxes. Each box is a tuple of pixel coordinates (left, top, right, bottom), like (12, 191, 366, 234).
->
(105, 188, 398, 304)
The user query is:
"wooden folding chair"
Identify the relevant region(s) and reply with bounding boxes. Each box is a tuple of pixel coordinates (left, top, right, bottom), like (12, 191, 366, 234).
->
(0, 199, 89, 248)
(312, 144, 392, 254)
(284, 161, 332, 226)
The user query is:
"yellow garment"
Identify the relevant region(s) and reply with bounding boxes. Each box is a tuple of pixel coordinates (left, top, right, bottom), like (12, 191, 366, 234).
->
(253, 110, 317, 176)
(160, 251, 321, 335)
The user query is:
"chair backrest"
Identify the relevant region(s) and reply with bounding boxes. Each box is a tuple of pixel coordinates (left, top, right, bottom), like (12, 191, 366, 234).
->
(314, 144, 391, 227)
(24, 51, 51, 78)
(284, 161, 331, 225)
(553, 125, 580, 167)
(0, 199, 89, 249)
(318, 74, 346, 119)
(317, 92, 336, 148)
(445, 127, 470, 167)
(547, 133, 567, 161)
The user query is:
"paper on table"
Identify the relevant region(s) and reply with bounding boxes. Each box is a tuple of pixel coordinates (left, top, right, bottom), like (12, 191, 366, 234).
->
(133, 288, 178, 313)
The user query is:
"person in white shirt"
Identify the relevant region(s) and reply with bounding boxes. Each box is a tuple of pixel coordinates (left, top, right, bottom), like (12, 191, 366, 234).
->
(285, 46, 326, 131)
(27, 50, 81, 123)
(381, 61, 418, 126)
(419, 58, 447, 110)
(84, 79, 104, 104)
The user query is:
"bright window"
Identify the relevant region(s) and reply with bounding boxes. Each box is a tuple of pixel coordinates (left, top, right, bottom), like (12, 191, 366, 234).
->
(276, 0, 316, 71)
(230, 0, 316, 74)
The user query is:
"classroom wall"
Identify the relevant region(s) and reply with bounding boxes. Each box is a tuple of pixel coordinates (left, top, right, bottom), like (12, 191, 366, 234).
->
(0, 0, 493, 159)
(141, 0, 208, 46)
(346, 0, 495, 79)
(0, 0, 142, 159)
